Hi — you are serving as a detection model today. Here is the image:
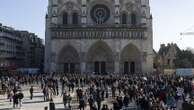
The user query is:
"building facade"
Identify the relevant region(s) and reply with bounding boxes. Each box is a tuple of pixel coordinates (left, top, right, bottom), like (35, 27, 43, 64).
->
(0, 23, 44, 71)
(45, 0, 153, 74)
(20, 31, 44, 71)
(158, 43, 179, 69)
(0, 24, 23, 69)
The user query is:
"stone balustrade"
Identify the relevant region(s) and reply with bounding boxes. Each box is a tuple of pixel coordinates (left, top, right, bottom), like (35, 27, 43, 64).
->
(50, 26, 147, 40)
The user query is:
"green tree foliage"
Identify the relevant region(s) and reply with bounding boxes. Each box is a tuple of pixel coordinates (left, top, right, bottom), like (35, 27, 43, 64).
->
(174, 49, 194, 68)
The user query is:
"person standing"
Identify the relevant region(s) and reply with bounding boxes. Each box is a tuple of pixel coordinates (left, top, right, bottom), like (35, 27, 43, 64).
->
(96, 89, 102, 110)
(113, 101, 119, 110)
(123, 94, 129, 107)
(63, 93, 68, 108)
(13, 92, 18, 108)
(29, 86, 33, 100)
(49, 98, 55, 110)
(43, 86, 48, 101)
(79, 96, 85, 110)
(7, 88, 13, 103)
(101, 104, 109, 110)
(67, 94, 72, 109)
(56, 80, 59, 96)
(61, 78, 65, 96)
(13, 86, 17, 95)
(88, 96, 94, 110)
(17, 90, 24, 108)
(111, 85, 116, 97)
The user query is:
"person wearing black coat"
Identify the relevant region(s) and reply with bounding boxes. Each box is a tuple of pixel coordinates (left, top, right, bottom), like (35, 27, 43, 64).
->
(96, 95, 102, 110)
(140, 97, 149, 110)
(49, 98, 55, 110)
(13, 86, 17, 95)
(101, 104, 107, 110)
(29, 86, 33, 100)
(88, 96, 94, 110)
(13, 93, 18, 108)
(182, 101, 194, 110)
(63, 93, 68, 108)
(123, 95, 130, 107)
(17, 91, 24, 108)
(79, 96, 85, 110)
(116, 96, 123, 109)
(113, 101, 119, 110)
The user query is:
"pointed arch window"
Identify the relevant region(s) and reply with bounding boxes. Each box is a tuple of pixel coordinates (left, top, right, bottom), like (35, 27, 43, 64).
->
(121, 13, 127, 24)
(131, 13, 137, 26)
(63, 12, 68, 24)
(72, 12, 78, 25)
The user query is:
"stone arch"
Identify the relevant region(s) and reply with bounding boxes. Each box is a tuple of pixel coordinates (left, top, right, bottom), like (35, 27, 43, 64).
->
(86, 41, 114, 74)
(57, 45, 80, 73)
(89, 0, 112, 8)
(58, 1, 81, 15)
(58, 1, 81, 25)
(120, 43, 142, 74)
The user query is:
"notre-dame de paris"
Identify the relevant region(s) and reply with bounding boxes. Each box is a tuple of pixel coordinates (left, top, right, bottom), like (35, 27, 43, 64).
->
(45, 0, 153, 74)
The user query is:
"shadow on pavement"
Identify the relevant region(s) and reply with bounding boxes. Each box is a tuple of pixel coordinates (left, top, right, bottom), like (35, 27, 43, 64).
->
(33, 95, 43, 98)
(55, 102, 63, 105)
(0, 108, 13, 110)
(23, 100, 46, 104)
(56, 108, 76, 110)
(34, 91, 41, 93)
(25, 95, 43, 99)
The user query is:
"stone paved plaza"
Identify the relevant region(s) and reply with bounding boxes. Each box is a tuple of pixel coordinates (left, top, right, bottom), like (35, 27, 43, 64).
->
(0, 85, 136, 110)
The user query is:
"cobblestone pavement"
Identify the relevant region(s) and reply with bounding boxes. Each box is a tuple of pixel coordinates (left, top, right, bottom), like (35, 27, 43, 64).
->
(0, 85, 137, 110)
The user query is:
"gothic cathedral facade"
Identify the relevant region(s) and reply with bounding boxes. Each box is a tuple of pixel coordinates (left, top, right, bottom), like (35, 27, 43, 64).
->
(45, 0, 153, 74)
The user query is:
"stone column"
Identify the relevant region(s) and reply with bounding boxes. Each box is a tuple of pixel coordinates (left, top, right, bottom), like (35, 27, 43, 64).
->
(81, 0, 87, 25)
(58, 64, 63, 73)
(50, 0, 58, 25)
(80, 52, 86, 74)
(50, 51, 57, 73)
(81, 62, 86, 74)
(114, 52, 120, 74)
(51, 62, 57, 73)
(114, 61, 120, 74)
(114, 0, 120, 24)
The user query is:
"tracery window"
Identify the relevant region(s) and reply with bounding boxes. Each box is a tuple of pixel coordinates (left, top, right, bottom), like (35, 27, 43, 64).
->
(90, 4, 110, 24)
(63, 12, 68, 24)
(131, 13, 137, 26)
(121, 13, 127, 24)
(72, 12, 78, 24)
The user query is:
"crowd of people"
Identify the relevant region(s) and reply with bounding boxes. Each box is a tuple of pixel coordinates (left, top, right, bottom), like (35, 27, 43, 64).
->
(1, 73, 194, 110)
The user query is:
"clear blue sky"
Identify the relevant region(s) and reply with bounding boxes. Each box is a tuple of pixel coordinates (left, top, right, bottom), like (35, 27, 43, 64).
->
(0, 0, 194, 51)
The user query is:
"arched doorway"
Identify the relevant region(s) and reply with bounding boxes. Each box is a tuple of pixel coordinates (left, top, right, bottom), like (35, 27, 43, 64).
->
(87, 41, 114, 74)
(120, 44, 141, 74)
(57, 45, 80, 73)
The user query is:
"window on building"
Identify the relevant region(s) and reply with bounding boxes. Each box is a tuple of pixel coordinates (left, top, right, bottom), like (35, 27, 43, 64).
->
(121, 13, 127, 24)
(167, 59, 170, 65)
(173, 59, 175, 64)
(131, 13, 137, 26)
(72, 12, 78, 25)
(63, 12, 68, 24)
